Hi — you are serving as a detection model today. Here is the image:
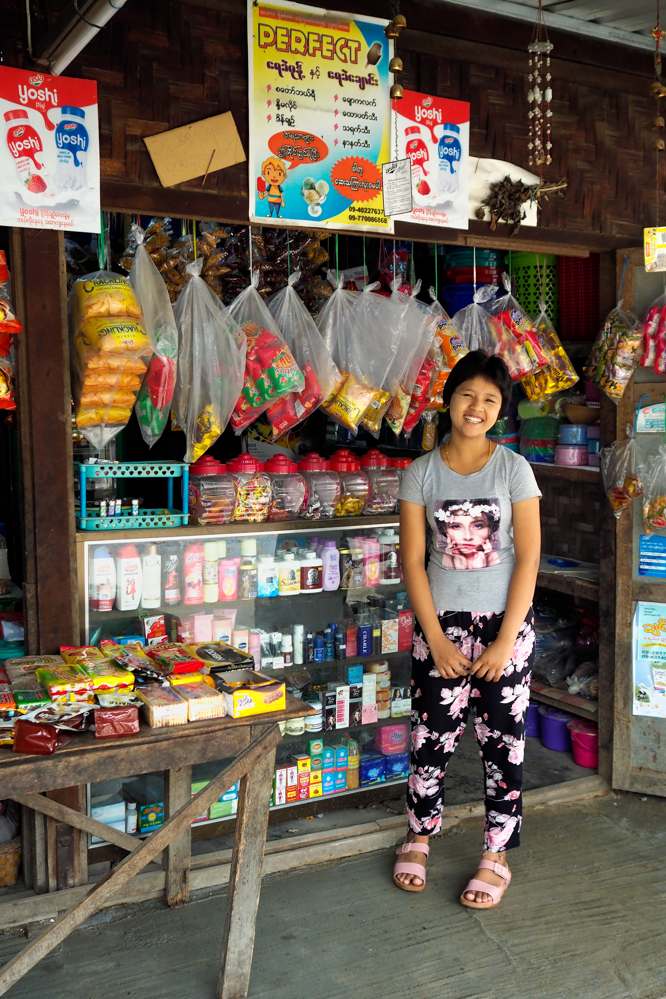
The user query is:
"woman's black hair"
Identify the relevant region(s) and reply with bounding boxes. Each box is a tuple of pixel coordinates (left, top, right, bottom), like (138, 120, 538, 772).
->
(438, 350, 512, 439)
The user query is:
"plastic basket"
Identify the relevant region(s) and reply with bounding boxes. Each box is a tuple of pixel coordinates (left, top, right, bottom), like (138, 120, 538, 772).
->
(509, 252, 558, 326)
(443, 283, 498, 316)
(0, 838, 21, 888)
(77, 461, 190, 532)
(443, 249, 503, 267)
(558, 255, 600, 341)
(518, 416, 560, 441)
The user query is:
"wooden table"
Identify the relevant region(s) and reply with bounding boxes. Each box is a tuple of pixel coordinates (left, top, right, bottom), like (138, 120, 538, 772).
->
(0, 694, 308, 998)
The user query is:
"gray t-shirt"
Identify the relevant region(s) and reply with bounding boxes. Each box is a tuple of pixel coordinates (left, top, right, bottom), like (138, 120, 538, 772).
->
(399, 445, 541, 613)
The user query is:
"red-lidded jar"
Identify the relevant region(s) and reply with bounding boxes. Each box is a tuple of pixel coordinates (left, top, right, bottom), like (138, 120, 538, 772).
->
(188, 456, 236, 526)
(328, 449, 369, 518)
(265, 454, 306, 521)
(227, 454, 272, 523)
(361, 449, 400, 514)
(299, 453, 341, 521)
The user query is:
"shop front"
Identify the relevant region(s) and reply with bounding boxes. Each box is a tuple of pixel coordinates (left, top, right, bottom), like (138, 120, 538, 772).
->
(0, 0, 664, 993)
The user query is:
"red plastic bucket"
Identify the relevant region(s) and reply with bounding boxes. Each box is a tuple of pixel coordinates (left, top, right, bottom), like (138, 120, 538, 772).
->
(567, 719, 598, 769)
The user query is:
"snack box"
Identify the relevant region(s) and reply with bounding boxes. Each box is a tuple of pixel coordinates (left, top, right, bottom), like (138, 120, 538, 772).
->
(138, 802, 165, 833)
(5, 655, 62, 682)
(176, 683, 226, 722)
(81, 659, 135, 693)
(146, 643, 204, 676)
(135, 685, 188, 728)
(60, 645, 106, 666)
(212, 669, 286, 719)
(184, 642, 254, 671)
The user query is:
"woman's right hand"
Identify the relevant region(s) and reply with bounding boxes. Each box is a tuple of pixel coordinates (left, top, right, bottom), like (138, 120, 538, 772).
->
(427, 631, 473, 680)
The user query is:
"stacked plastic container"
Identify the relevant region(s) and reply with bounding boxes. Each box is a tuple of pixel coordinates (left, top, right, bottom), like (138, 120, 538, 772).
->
(265, 455, 306, 521)
(227, 455, 272, 524)
(441, 248, 503, 315)
(555, 424, 589, 467)
(299, 454, 341, 520)
(519, 416, 560, 464)
(188, 456, 237, 525)
(328, 450, 369, 518)
(361, 450, 400, 514)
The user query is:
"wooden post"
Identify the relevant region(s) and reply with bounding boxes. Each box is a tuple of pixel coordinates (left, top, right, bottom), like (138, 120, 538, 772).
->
(217, 746, 277, 999)
(165, 766, 192, 907)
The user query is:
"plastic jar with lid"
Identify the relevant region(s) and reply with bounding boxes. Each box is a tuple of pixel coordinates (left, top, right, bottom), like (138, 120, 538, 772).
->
(227, 455, 272, 524)
(328, 449, 369, 518)
(390, 457, 412, 489)
(361, 450, 400, 514)
(299, 454, 341, 520)
(188, 456, 237, 525)
(265, 455, 306, 522)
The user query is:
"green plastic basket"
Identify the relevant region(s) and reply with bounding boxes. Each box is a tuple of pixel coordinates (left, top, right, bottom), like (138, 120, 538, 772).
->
(519, 416, 560, 441)
(508, 252, 559, 326)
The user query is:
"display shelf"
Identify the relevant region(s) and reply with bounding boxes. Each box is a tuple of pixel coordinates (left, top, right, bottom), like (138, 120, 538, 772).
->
(261, 650, 410, 673)
(531, 681, 598, 721)
(77, 513, 400, 544)
(536, 569, 599, 602)
(530, 462, 600, 483)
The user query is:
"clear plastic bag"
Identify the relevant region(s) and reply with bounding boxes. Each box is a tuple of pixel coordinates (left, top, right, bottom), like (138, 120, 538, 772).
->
(427, 291, 467, 409)
(0, 250, 21, 411)
(228, 272, 304, 434)
(385, 283, 437, 436)
(521, 303, 579, 401)
(266, 271, 342, 438)
(451, 285, 498, 355)
(173, 260, 246, 463)
(600, 434, 644, 518)
(69, 270, 152, 450)
(316, 271, 359, 357)
(129, 227, 179, 448)
(642, 445, 666, 534)
(585, 301, 641, 402)
(640, 291, 666, 372)
(485, 275, 547, 380)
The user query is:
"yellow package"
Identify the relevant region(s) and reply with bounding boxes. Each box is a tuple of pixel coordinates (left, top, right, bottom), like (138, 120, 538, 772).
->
(360, 388, 392, 435)
(521, 311, 579, 401)
(35, 663, 93, 703)
(168, 672, 207, 687)
(73, 274, 143, 322)
(75, 316, 151, 356)
(60, 645, 106, 665)
(79, 389, 137, 409)
(75, 406, 132, 429)
(83, 354, 147, 375)
(82, 371, 144, 392)
(323, 372, 377, 432)
(81, 660, 135, 692)
(385, 386, 411, 435)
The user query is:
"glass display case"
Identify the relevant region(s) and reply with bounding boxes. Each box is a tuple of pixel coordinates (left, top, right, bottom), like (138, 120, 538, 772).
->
(76, 516, 413, 842)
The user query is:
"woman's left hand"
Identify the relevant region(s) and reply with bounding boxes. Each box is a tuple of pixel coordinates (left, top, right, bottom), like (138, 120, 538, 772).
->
(472, 638, 515, 683)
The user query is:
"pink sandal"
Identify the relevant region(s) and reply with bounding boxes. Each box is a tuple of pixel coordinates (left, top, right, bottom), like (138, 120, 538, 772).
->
(393, 840, 429, 893)
(459, 859, 511, 909)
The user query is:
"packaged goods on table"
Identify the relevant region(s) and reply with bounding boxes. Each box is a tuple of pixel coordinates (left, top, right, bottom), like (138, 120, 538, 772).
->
(212, 669, 286, 718)
(299, 454, 341, 520)
(172, 260, 246, 462)
(328, 450, 369, 517)
(520, 306, 578, 400)
(585, 302, 641, 402)
(136, 684, 188, 728)
(184, 641, 254, 670)
(642, 445, 666, 533)
(640, 291, 666, 372)
(227, 454, 272, 523)
(361, 450, 400, 514)
(81, 659, 135, 693)
(266, 272, 342, 438)
(316, 271, 359, 357)
(484, 276, 547, 381)
(265, 455, 306, 520)
(94, 705, 140, 739)
(600, 436, 643, 518)
(0, 250, 22, 411)
(146, 643, 204, 676)
(175, 682, 227, 721)
(128, 226, 179, 448)
(188, 457, 237, 525)
(35, 662, 94, 704)
(69, 272, 153, 449)
(228, 273, 304, 433)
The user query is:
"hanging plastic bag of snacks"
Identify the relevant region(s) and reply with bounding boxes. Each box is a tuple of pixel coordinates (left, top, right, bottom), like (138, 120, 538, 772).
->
(385, 282, 436, 436)
(428, 290, 467, 409)
(643, 445, 666, 533)
(128, 226, 179, 448)
(585, 301, 641, 402)
(173, 260, 246, 463)
(600, 434, 644, 518)
(228, 272, 305, 434)
(485, 275, 548, 381)
(640, 291, 666, 371)
(70, 271, 153, 450)
(266, 272, 342, 438)
(521, 302, 579, 401)
(451, 285, 498, 355)
(0, 251, 21, 411)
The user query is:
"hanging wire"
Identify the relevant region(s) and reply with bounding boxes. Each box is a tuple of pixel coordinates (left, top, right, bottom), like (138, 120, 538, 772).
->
(287, 230, 291, 277)
(335, 233, 340, 283)
(248, 226, 254, 276)
(363, 236, 367, 282)
(97, 211, 107, 270)
(433, 243, 438, 299)
(192, 219, 197, 260)
(473, 246, 477, 292)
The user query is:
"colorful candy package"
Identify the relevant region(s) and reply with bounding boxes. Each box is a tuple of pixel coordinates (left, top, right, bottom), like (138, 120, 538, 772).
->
(0, 251, 21, 410)
(485, 276, 547, 381)
(600, 435, 644, 518)
(521, 306, 579, 401)
(586, 302, 641, 402)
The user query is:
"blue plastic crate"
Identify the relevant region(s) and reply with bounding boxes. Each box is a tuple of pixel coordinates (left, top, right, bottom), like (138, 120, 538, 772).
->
(77, 461, 189, 532)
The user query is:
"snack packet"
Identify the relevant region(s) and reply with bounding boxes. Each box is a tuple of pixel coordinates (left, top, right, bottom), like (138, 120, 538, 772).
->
(640, 292, 666, 372)
(600, 435, 644, 518)
(521, 304, 578, 401)
(427, 291, 467, 408)
(0, 251, 22, 411)
(485, 275, 547, 380)
(385, 282, 436, 436)
(173, 259, 246, 462)
(586, 301, 641, 402)
(643, 445, 666, 533)
(451, 286, 498, 355)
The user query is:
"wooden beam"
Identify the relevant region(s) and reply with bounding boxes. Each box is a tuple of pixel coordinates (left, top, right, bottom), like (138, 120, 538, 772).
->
(0, 725, 280, 996)
(217, 747, 277, 999)
(13, 793, 140, 856)
(164, 767, 192, 908)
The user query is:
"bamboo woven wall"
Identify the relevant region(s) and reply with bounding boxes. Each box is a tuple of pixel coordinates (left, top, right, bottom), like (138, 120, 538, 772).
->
(538, 478, 602, 564)
(11, 0, 663, 245)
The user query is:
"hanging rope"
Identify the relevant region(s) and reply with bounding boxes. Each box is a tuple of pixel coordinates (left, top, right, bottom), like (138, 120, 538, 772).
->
(97, 211, 107, 270)
(248, 226, 253, 277)
(363, 236, 367, 283)
(433, 243, 438, 299)
(192, 219, 197, 261)
(335, 233, 340, 283)
(473, 246, 477, 293)
(287, 231, 291, 277)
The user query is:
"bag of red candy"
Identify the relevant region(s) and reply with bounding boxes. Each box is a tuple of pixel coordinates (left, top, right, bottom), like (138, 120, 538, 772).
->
(640, 291, 666, 373)
(266, 272, 342, 438)
(0, 250, 21, 411)
(228, 273, 304, 433)
(485, 274, 547, 380)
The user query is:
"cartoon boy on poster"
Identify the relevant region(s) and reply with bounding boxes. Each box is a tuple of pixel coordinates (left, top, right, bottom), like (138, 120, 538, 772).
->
(257, 155, 287, 218)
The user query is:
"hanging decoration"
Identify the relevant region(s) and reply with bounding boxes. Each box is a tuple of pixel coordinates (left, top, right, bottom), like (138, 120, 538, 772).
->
(385, 3, 406, 100)
(527, 0, 553, 172)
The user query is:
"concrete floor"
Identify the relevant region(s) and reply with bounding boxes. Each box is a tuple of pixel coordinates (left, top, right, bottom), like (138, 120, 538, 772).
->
(1, 791, 665, 999)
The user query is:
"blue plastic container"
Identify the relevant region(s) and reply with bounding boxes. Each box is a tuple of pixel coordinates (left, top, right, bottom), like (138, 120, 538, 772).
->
(559, 424, 588, 445)
(526, 702, 540, 738)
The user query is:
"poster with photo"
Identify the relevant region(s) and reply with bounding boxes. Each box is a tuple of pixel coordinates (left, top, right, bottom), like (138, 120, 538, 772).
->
(390, 88, 470, 230)
(248, 0, 393, 232)
(0, 66, 100, 232)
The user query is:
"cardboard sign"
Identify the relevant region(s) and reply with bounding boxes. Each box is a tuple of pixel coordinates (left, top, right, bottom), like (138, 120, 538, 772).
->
(144, 112, 246, 187)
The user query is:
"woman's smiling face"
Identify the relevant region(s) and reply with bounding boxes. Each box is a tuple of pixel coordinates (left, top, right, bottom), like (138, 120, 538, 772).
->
(449, 375, 503, 438)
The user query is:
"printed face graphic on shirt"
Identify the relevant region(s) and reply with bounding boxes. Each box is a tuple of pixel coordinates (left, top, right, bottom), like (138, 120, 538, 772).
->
(433, 498, 501, 570)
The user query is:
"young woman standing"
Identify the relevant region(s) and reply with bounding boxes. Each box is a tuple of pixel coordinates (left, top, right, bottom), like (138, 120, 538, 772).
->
(394, 350, 541, 908)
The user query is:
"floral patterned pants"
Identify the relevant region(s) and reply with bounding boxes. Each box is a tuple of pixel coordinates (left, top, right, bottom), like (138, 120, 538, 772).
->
(408, 610, 535, 851)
